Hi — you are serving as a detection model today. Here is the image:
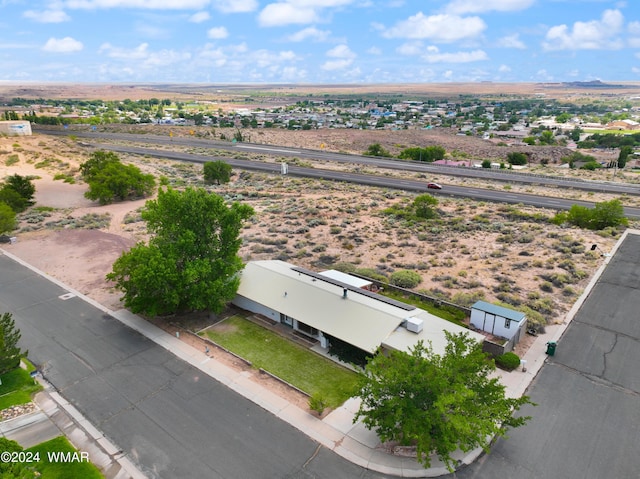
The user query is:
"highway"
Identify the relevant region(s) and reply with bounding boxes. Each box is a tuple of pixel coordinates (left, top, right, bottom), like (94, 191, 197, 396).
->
(70, 141, 640, 219)
(35, 127, 640, 197)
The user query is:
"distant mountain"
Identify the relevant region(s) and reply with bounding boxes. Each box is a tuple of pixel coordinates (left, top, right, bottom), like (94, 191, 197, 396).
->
(561, 80, 625, 88)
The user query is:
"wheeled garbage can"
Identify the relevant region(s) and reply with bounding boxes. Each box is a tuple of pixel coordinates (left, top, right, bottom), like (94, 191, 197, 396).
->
(546, 341, 557, 356)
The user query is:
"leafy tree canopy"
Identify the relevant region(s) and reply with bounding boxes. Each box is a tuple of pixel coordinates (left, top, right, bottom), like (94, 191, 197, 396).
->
(364, 143, 392, 157)
(0, 202, 16, 234)
(4, 175, 35, 205)
(203, 160, 232, 185)
(355, 332, 533, 471)
(552, 199, 628, 230)
(0, 312, 27, 375)
(107, 187, 254, 316)
(398, 146, 446, 162)
(507, 152, 528, 166)
(80, 151, 155, 205)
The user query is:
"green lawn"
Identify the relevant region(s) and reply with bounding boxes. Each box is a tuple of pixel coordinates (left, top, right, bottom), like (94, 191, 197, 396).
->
(205, 315, 361, 408)
(0, 362, 43, 410)
(381, 289, 467, 326)
(27, 436, 103, 478)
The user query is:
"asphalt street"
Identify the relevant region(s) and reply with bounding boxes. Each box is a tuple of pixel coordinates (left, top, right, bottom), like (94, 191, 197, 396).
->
(452, 232, 640, 479)
(0, 254, 388, 479)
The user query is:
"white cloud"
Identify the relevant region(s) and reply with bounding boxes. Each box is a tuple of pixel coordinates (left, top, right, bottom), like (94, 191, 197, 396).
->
(142, 50, 191, 68)
(207, 26, 229, 39)
(189, 11, 210, 23)
(258, 3, 319, 26)
(629, 21, 640, 35)
(61, 0, 210, 9)
(321, 59, 353, 70)
(396, 41, 423, 56)
(383, 12, 485, 42)
(286, 27, 331, 42)
(496, 34, 526, 49)
(422, 46, 488, 63)
(42, 37, 83, 53)
(444, 0, 534, 15)
(23, 9, 71, 23)
(258, 0, 355, 27)
(326, 44, 356, 59)
(543, 9, 625, 51)
(252, 49, 297, 67)
(212, 0, 258, 13)
(366, 46, 382, 55)
(99, 42, 149, 59)
(322, 43, 356, 70)
(498, 64, 511, 72)
(280, 66, 308, 81)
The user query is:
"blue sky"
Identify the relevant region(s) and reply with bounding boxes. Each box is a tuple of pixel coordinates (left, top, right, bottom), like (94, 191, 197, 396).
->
(1, 0, 639, 83)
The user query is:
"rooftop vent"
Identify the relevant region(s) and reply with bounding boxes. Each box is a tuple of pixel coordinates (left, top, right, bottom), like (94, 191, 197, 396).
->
(405, 317, 424, 334)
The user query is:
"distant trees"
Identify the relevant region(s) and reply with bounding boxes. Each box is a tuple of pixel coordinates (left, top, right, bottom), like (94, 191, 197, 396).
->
(203, 160, 232, 185)
(363, 143, 392, 157)
(398, 146, 446, 162)
(507, 152, 528, 166)
(552, 199, 628, 230)
(80, 151, 156, 205)
(617, 145, 633, 169)
(107, 187, 254, 316)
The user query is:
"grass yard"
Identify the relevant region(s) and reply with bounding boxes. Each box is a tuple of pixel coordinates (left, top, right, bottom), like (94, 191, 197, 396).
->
(381, 289, 468, 327)
(205, 315, 361, 408)
(0, 362, 42, 410)
(27, 436, 103, 478)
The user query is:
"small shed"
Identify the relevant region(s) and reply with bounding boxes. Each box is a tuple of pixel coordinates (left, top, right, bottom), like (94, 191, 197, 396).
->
(470, 301, 527, 344)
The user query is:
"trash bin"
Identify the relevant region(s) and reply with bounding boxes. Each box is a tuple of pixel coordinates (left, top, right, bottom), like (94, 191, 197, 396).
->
(546, 341, 557, 356)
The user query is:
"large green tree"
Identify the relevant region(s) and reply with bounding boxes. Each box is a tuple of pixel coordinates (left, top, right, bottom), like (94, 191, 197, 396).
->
(107, 187, 254, 316)
(355, 332, 533, 471)
(4, 175, 35, 206)
(203, 160, 232, 185)
(80, 151, 155, 205)
(0, 202, 16, 234)
(0, 312, 27, 375)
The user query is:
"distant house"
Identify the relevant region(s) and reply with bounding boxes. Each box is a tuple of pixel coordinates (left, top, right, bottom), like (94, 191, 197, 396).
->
(232, 260, 483, 356)
(470, 301, 527, 347)
(606, 119, 640, 131)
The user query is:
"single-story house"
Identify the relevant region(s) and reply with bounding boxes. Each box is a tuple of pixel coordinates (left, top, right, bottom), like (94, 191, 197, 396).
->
(470, 301, 527, 345)
(232, 260, 484, 356)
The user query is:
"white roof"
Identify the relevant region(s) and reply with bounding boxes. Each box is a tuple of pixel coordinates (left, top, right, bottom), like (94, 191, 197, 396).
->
(319, 269, 372, 289)
(235, 260, 483, 354)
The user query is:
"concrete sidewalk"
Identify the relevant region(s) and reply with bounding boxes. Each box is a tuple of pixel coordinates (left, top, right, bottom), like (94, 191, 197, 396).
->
(2, 231, 626, 477)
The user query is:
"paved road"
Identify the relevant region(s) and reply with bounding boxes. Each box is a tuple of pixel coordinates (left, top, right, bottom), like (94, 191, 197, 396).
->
(451, 232, 640, 479)
(35, 127, 640, 197)
(0, 254, 388, 479)
(34, 139, 640, 219)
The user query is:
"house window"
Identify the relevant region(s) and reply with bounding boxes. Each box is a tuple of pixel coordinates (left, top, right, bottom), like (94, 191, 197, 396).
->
(297, 321, 318, 337)
(504, 318, 511, 329)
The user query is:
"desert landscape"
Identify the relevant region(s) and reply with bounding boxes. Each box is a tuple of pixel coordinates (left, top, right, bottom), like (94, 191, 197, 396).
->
(1, 128, 630, 331)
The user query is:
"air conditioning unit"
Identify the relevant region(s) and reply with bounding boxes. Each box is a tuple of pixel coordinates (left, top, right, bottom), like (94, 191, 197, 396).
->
(405, 317, 423, 333)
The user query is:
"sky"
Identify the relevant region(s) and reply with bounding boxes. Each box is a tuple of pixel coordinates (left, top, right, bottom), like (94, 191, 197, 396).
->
(0, 0, 639, 84)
